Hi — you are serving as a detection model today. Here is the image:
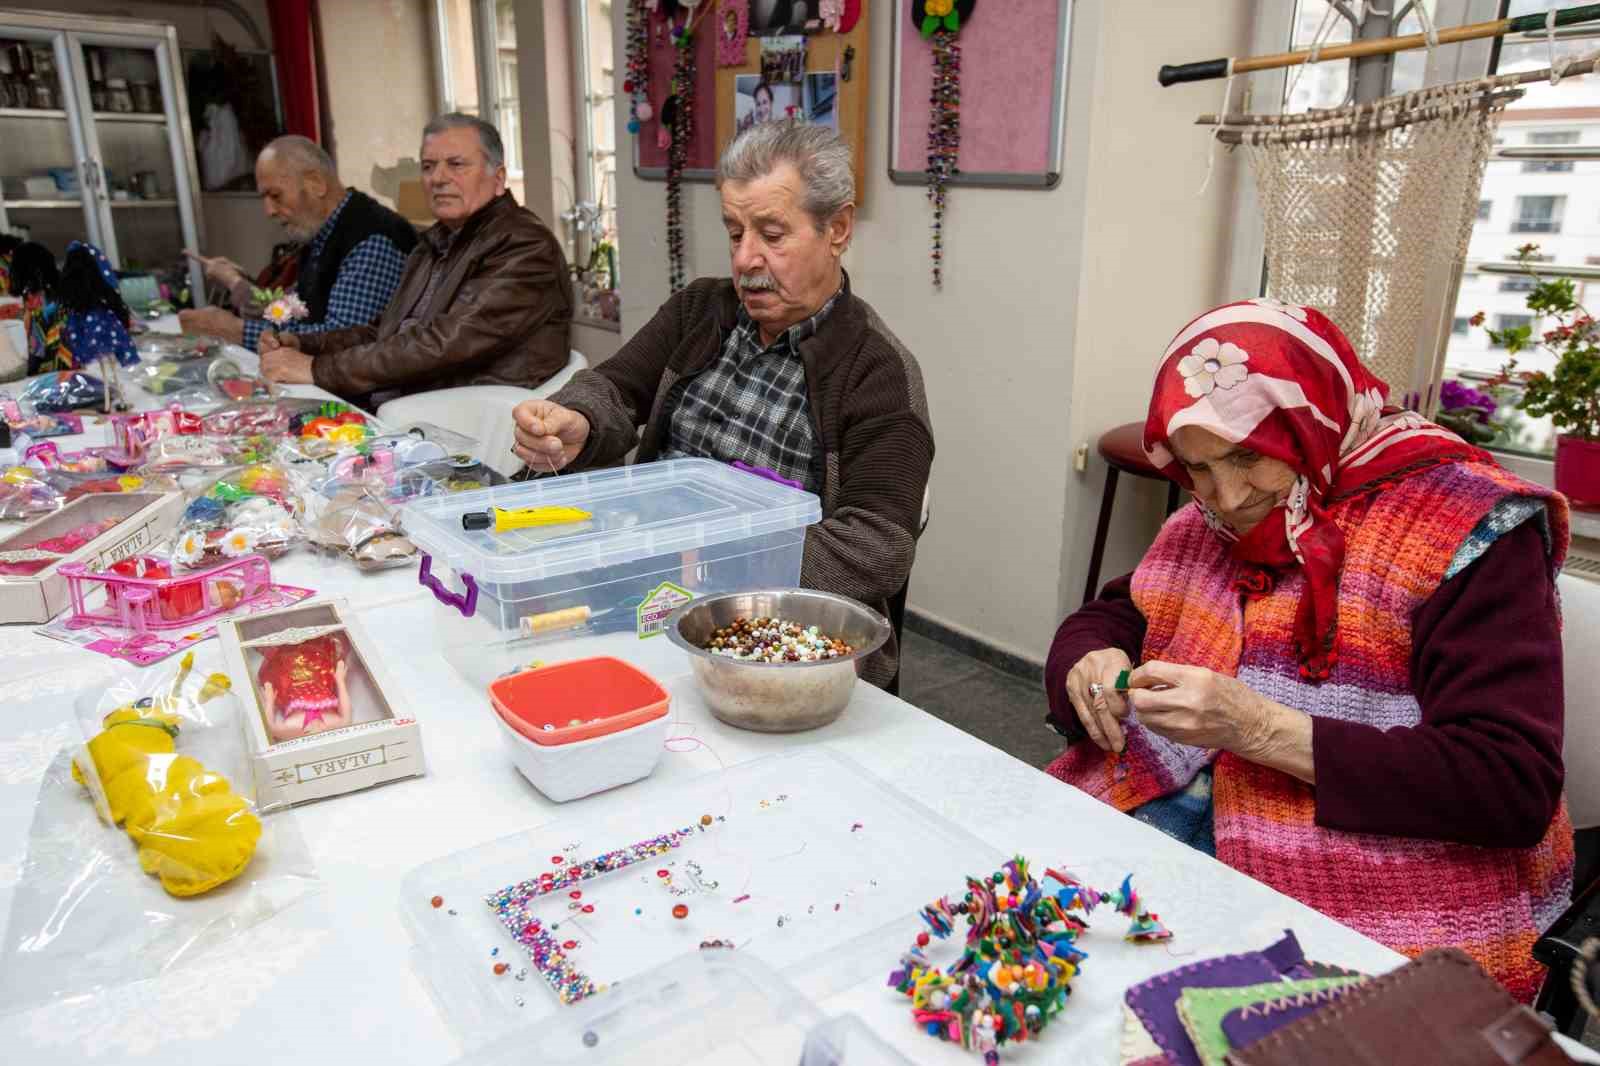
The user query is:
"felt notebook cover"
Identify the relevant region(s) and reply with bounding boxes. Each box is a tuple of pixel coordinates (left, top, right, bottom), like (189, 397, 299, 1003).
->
(1122, 930, 1307, 1066)
(1176, 977, 1366, 1066)
(1225, 948, 1574, 1066)
(1217, 979, 1363, 1051)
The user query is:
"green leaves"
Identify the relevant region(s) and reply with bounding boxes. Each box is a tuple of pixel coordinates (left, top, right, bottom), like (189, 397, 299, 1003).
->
(921, 14, 939, 36)
(1482, 242, 1600, 441)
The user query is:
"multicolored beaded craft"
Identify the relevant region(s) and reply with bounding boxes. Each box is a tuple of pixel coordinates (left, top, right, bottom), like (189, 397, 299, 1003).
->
(887, 856, 1169, 1063)
(484, 821, 717, 1005)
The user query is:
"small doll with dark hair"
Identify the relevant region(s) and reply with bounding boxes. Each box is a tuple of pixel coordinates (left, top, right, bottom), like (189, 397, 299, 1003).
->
(58, 240, 137, 369)
(8, 241, 72, 374)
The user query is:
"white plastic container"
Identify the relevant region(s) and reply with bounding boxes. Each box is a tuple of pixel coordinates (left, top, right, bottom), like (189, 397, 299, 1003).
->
(489, 704, 668, 803)
(402, 459, 821, 649)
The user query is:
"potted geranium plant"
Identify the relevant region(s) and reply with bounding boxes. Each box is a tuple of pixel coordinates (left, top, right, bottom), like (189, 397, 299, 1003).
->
(1479, 244, 1600, 505)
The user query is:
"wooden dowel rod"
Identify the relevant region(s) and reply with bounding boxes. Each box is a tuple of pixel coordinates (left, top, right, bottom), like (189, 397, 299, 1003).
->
(1159, 2, 1600, 86)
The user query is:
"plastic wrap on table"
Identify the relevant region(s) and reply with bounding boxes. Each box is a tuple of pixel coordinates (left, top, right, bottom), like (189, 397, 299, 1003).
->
(0, 657, 318, 1015)
(171, 463, 306, 566)
(134, 433, 250, 473)
(207, 357, 274, 404)
(201, 400, 292, 438)
(0, 464, 64, 520)
(4, 410, 83, 438)
(24, 438, 114, 474)
(20, 369, 105, 412)
(305, 482, 418, 570)
(135, 332, 223, 363)
(46, 468, 180, 502)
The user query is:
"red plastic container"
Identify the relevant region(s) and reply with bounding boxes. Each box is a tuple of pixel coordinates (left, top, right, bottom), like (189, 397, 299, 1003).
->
(489, 656, 669, 747)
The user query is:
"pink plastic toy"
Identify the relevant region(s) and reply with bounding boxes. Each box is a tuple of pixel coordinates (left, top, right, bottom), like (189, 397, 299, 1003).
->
(99, 404, 203, 467)
(58, 553, 274, 642)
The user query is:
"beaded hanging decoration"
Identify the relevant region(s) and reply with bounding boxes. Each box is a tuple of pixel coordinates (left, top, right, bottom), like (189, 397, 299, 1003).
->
(915, 0, 976, 288)
(624, 0, 653, 134)
(663, 7, 706, 293)
(887, 857, 1169, 1063)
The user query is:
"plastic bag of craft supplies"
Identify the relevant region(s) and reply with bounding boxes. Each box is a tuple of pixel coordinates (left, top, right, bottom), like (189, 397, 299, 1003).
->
(0, 654, 319, 1015)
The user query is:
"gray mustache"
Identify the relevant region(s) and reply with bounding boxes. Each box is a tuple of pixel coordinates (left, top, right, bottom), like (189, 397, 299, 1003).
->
(739, 274, 776, 291)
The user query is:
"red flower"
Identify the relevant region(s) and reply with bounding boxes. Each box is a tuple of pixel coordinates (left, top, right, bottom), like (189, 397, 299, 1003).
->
(1469, 311, 1486, 327)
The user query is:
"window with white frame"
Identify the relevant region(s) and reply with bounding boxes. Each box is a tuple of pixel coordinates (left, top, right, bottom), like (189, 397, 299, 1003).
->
(1525, 130, 1578, 173)
(1440, 2, 1600, 459)
(569, 0, 620, 323)
(430, 0, 524, 204)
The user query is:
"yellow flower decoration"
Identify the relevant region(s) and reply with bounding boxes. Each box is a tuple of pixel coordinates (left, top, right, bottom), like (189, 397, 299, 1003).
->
(926, 0, 953, 15)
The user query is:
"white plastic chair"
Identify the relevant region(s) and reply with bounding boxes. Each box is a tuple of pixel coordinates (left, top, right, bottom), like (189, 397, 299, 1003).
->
(1560, 571, 1600, 831)
(376, 349, 588, 478)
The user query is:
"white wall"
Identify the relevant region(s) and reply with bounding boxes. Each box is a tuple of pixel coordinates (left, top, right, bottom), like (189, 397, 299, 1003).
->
(318, 0, 436, 206)
(610, 0, 1252, 664)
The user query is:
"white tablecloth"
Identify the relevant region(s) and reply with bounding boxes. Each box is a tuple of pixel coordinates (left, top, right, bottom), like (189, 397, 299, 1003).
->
(0, 348, 1591, 1064)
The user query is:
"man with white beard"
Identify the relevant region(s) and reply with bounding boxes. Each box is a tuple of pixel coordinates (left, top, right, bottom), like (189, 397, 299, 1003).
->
(510, 120, 932, 691)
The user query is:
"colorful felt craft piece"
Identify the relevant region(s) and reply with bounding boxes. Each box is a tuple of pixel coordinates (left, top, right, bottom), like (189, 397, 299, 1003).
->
(888, 857, 1169, 1063)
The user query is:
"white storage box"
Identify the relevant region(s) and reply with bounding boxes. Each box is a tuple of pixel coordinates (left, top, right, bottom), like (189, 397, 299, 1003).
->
(488, 656, 671, 802)
(0, 491, 184, 623)
(402, 459, 821, 652)
(217, 597, 425, 808)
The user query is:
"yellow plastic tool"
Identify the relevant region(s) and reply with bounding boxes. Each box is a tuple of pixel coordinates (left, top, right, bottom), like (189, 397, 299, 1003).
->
(461, 505, 593, 533)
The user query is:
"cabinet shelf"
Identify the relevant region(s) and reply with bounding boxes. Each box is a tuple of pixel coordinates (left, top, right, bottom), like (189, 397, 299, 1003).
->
(2, 199, 84, 209)
(0, 107, 67, 120)
(93, 111, 166, 124)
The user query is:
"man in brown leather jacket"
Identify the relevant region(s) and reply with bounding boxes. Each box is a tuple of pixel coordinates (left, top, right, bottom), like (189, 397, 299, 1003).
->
(259, 114, 571, 402)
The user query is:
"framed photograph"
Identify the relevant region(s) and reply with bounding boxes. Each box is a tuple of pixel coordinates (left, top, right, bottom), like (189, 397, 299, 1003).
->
(733, 72, 838, 133)
(747, 0, 818, 36)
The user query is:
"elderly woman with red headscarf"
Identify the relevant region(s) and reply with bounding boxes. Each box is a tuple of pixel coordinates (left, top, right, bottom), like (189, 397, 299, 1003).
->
(1045, 299, 1571, 1001)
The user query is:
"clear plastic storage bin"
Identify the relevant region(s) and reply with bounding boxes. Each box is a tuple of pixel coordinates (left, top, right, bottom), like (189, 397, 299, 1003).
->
(402, 459, 821, 648)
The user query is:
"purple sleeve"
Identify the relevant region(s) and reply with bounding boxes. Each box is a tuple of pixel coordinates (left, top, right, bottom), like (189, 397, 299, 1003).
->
(1313, 520, 1564, 848)
(1043, 574, 1147, 741)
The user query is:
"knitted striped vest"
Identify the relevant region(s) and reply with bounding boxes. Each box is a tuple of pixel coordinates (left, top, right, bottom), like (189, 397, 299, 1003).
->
(1054, 460, 1571, 1002)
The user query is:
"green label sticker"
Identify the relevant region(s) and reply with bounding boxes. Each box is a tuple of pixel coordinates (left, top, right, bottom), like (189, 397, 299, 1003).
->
(636, 581, 692, 638)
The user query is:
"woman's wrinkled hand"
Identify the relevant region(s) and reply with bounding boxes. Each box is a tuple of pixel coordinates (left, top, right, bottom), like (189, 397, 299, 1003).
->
(1123, 661, 1271, 756)
(1064, 647, 1134, 753)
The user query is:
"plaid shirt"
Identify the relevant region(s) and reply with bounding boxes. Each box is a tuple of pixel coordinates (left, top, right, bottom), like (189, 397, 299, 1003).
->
(242, 191, 409, 351)
(663, 288, 839, 494)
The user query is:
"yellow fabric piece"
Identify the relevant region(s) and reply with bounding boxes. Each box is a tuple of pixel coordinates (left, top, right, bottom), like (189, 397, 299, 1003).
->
(74, 705, 260, 897)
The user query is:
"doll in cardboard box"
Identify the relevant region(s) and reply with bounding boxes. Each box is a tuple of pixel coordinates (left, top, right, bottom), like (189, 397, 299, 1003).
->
(257, 632, 354, 742)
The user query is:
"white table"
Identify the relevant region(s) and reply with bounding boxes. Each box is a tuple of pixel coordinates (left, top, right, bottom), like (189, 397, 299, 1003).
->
(0, 353, 1590, 1064)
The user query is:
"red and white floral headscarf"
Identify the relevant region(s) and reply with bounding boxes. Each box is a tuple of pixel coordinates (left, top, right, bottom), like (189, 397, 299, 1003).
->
(1143, 298, 1486, 680)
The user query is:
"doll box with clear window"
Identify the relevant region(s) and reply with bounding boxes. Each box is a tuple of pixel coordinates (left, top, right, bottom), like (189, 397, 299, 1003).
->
(0, 490, 185, 623)
(217, 596, 426, 807)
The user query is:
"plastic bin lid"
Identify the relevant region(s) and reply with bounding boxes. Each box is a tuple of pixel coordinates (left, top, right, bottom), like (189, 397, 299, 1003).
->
(401, 458, 821, 585)
(447, 949, 828, 1065)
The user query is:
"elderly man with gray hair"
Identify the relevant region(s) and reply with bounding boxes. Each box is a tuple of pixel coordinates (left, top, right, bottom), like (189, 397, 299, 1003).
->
(511, 120, 933, 690)
(180, 134, 416, 350)
(260, 113, 572, 403)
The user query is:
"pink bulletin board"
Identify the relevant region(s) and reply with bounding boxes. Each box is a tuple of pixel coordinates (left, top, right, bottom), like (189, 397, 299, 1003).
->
(633, 10, 720, 180)
(890, 0, 1072, 187)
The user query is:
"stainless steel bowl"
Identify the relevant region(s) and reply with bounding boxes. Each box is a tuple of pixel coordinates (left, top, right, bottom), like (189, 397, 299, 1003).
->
(666, 589, 892, 732)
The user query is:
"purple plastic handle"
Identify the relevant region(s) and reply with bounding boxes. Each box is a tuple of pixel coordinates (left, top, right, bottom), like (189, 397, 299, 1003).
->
(731, 460, 803, 491)
(418, 553, 479, 618)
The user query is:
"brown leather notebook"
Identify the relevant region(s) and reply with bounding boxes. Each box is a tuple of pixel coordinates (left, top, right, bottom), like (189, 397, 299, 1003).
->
(1226, 948, 1574, 1066)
